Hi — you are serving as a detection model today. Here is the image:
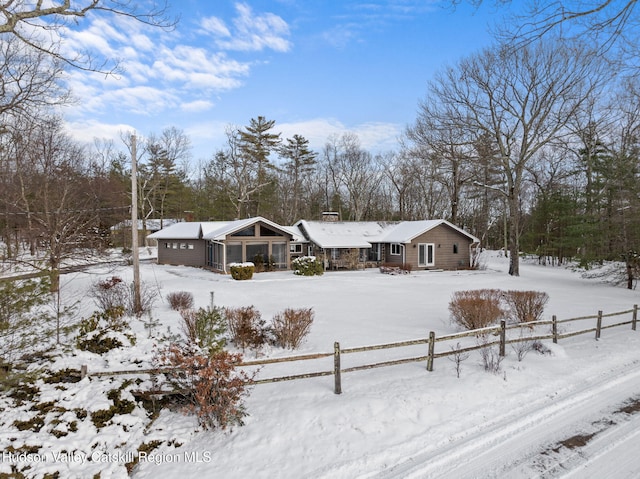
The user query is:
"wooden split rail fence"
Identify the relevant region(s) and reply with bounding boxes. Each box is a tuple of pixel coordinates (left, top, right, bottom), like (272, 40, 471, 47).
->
(81, 305, 639, 395)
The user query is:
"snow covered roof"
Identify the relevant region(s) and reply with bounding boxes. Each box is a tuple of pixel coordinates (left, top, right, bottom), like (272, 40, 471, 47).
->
(147, 222, 202, 239)
(295, 219, 479, 249)
(147, 217, 294, 242)
(202, 217, 293, 241)
(379, 219, 480, 244)
(280, 226, 306, 243)
(295, 220, 397, 249)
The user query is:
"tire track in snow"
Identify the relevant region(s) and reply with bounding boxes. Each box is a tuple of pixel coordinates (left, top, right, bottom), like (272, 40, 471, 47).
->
(368, 361, 640, 479)
(550, 404, 640, 479)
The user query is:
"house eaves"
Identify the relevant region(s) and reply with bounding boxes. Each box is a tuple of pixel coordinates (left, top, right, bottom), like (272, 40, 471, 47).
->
(203, 216, 293, 241)
(146, 222, 203, 240)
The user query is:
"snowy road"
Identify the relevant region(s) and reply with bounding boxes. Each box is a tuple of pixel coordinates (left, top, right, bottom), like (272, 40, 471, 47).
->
(374, 359, 640, 479)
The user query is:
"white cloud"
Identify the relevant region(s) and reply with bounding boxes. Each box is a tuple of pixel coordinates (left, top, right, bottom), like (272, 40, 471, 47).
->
(181, 100, 215, 113)
(201, 2, 291, 52)
(64, 119, 137, 146)
(278, 118, 402, 153)
(151, 46, 249, 90)
(200, 16, 231, 37)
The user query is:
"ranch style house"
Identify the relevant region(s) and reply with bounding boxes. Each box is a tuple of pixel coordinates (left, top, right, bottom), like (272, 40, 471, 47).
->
(147, 215, 480, 274)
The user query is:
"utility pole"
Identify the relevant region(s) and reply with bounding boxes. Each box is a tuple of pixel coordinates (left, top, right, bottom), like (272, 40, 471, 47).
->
(131, 134, 142, 315)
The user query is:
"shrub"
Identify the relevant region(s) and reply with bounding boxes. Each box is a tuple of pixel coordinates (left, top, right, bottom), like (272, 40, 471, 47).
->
(272, 308, 314, 349)
(230, 263, 255, 280)
(511, 330, 536, 362)
(180, 307, 226, 355)
(448, 289, 505, 330)
(400, 263, 413, 273)
(76, 307, 135, 354)
(167, 291, 194, 311)
(448, 342, 470, 378)
(90, 276, 157, 316)
(157, 344, 253, 430)
(292, 256, 323, 276)
(91, 276, 127, 312)
(224, 306, 269, 351)
(252, 254, 265, 273)
(0, 277, 51, 364)
(380, 263, 411, 275)
(504, 290, 549, 325)
(91, 388, 135, 429)
(479, 344, 504, 373)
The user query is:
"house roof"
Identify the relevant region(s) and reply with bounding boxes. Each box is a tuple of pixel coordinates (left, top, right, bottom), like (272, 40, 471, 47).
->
(295, 220, 396, 249)
(294, 219, 479, 249)
(146, 221, 203, 239)
(147, 217, 294, 241)
(280, 225, 306, 243)
(378, 219, 480, 244)
(202, 217, 292, 241)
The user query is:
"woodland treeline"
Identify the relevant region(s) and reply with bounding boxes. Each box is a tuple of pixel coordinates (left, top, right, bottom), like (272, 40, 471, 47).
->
(0, 2, 639, 284)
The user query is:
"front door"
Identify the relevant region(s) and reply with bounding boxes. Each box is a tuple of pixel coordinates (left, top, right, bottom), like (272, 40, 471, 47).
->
(418, 243, 435, 267)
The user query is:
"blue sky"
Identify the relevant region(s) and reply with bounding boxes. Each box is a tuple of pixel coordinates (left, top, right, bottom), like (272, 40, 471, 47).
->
(61, 1, 509, 161)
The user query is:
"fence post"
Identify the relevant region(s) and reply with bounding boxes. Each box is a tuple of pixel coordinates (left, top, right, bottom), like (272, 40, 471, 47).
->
(209, 291, 215, 309)
(427, 331, 435, 372)
(334, 342, 342, 395)
(499, 320, 506, 357)
(552, 315, 558, 344)
(80, 365, 88, 379)
(596, 310, 602, 340)
(633, 305, 638, 331)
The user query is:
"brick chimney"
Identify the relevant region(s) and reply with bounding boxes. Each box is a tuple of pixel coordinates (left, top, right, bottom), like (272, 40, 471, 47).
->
(322, 212, 340, 222)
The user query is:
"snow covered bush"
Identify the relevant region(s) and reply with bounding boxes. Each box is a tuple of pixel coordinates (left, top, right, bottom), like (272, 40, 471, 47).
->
(292, 256, 323, 276)
(225, 306, 269, 351)
(167, 291, 194, 311)
(76, 307, 136, 354)
(272, 308, 314, 349)
(179, 306, 226, 355)
(230, 263, 254, 280)
(504, 290, 549, 325)
(448, 289, 505, 330)
(157, 344, 253, 430)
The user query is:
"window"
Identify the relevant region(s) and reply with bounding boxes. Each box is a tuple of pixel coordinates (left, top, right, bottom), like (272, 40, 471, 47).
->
(208, 242, 224, 270)
(172, 243, 178, 249)
(368, 244, 381, 261)
(272, 243, 287, 268)
(290, 243, 303, 253)
(226, 243, 242, 264)
(231, 226, 255, 237)
(418, 243, 435, 267)
(260, 225, 281, 237)
(390, 243, 401, 255)
(187, 244, 195, 250)
(246, 243, 269, 262)
(179, 243, 188, 250)
(165, 242, 171, 249)
(453, 243, 459, 254)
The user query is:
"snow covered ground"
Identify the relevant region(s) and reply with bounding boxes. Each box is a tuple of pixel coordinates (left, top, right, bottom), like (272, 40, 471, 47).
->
(2, 251, 640, 478)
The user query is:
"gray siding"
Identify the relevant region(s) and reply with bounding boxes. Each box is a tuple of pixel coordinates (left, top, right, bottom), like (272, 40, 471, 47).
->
(157, 239, 207, 267)
(385, 224, 473, 270)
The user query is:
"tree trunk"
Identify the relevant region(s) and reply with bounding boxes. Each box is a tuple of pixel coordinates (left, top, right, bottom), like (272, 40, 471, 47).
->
(508, 192, 520, 276)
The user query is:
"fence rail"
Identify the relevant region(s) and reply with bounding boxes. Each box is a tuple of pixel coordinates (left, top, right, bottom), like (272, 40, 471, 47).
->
(81, 304, 638, 395)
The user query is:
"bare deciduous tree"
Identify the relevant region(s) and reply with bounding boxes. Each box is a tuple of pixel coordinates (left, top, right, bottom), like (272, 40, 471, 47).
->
(0, 0, 177, 74)
(416, 40, 606, 275)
